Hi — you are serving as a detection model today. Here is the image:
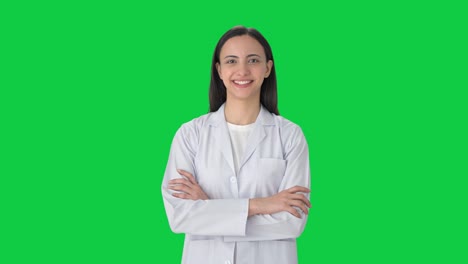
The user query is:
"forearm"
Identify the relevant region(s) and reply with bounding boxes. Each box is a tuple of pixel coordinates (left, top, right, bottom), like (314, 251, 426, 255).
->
(224, 211, 308, 242)
(236, 187, 310, 242)
(163, 189, 250, 236)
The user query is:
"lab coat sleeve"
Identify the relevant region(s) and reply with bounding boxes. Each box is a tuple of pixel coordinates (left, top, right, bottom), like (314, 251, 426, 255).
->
(162, 123, 249, 236)
(224, 125, 311, 242)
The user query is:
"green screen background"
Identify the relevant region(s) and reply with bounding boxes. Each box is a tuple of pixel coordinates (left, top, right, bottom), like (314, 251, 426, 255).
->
(2, 0, 467, 263)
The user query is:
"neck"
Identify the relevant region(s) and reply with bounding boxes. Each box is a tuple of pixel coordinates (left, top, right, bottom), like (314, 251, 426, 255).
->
(224, 99, 261, 125)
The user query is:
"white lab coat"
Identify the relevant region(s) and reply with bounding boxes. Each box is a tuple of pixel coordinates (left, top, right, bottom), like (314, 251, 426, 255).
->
(162, 104, 310, 264)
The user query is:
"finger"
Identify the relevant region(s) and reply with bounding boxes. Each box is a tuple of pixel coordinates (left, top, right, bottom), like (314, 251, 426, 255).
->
(177, 169, 197, 185)
(289, 200, 308, 215)
(169, 178, 193, 187)
(169, 184, 195, 195)
(176, 169, 191, 177)
(171, 180, 205, 197)
(285, 206, 302, 218)
(172, 192, 192, 200)
(184, 172, 198, 185)
(291, 193, 311, 208)
(287, 186, 310, 194)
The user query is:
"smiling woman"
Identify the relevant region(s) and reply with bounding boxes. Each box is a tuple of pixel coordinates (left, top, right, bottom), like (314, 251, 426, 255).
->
(161, 25, 311, 264)
(216, 35, 273, 106)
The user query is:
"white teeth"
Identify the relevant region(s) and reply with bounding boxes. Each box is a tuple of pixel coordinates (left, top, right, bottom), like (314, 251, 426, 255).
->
(234, 80, 251, 85)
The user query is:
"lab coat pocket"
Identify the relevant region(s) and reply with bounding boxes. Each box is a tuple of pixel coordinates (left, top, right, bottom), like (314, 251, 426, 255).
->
(257, 158, 287, 195)
(186, 239, 215, 263)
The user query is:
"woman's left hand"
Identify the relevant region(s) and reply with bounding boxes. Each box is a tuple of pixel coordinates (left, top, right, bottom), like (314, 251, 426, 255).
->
(168, 169, 209, 200)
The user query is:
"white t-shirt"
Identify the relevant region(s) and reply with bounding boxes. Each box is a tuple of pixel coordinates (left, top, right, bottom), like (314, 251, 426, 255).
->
(227, 122, 255, 174)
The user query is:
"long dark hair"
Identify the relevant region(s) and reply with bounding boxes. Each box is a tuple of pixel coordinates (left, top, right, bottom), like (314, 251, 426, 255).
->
(209, 26, 279, 115)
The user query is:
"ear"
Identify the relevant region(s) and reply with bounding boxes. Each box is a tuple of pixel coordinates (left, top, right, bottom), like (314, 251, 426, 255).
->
(265, 60, 273, 78)
(216, 62, 222, 79)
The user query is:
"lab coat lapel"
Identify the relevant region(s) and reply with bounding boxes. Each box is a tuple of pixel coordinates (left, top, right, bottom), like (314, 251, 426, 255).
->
(210, 104, 236, 175)
(239, 106, 273, 171)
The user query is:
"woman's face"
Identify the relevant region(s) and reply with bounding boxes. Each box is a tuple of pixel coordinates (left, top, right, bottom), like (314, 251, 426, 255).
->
(216, 35, 273, 103)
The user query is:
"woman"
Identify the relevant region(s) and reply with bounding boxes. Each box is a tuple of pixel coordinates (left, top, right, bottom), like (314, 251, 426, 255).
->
(162, 26, 311, 264)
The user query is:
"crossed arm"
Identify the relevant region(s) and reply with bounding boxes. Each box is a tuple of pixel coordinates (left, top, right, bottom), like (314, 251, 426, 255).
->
(163, 123, 311, 239)
(168, 169, 311, 218)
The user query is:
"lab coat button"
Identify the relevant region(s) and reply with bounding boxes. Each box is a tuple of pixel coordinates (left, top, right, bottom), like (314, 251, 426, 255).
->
(230, 177, 236, 183)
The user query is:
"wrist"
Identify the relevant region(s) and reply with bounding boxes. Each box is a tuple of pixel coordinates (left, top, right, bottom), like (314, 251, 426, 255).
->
(248, 198, 261, 216)
(249, 198, 257, 216)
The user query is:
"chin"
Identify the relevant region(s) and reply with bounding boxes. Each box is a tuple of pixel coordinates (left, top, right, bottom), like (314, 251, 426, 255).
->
(228, 91, 260, 101)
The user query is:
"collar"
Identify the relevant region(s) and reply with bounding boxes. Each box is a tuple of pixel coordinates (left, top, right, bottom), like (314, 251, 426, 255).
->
(207, 103, 275, 127)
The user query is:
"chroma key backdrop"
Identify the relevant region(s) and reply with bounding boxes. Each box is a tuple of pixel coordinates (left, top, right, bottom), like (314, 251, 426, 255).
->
(1, 0, 466, 263)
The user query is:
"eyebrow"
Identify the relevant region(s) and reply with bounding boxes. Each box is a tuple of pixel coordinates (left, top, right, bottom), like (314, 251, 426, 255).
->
(223, 54, 261, 59)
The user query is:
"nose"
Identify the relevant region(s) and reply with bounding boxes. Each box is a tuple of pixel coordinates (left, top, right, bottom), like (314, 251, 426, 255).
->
(236, 61, 250, 76)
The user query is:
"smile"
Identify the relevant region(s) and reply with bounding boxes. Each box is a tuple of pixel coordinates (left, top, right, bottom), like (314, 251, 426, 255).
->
(233, 80, 253, 85)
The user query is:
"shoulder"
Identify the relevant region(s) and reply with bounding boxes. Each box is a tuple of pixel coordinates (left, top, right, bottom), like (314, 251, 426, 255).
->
(170, 112, 216, 152)
(270, 114, 308, 148)
(273, 114, 305, 136)
(175, 112, 215, 138)
(274, 115, 302, 131)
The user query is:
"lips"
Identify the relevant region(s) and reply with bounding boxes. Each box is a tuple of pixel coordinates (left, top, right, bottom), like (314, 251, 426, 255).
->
(233, 80, 252, 85)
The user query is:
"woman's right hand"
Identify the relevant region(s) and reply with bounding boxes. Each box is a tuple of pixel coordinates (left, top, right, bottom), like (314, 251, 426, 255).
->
(168, 169, 209, 200)
(248, 186, 311, 218)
